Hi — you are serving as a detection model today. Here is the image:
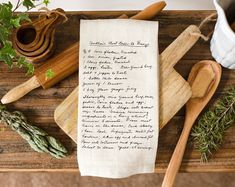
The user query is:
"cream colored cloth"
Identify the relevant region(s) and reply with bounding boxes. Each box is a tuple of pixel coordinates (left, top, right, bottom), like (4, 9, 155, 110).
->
(78, 19, 159, 178)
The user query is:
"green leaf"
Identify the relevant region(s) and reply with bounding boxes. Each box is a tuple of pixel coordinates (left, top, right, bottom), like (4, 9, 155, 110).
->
(22, 123, 48, 136)
(0, 41, 16, 57)
(17, 56, 35, 75)
(10, 13, 31, 29)
(0, 2, 12, 18)
(0, 2, 13, 26)
(0, 42, 16, 67)
(23, 0, 35, 10)
(0, 40, 35, 74)
(0, 41, 16, 68)
(17, 56, 27, 68)
(18, 13, 31, 23)
(43, 0, 50, 6)
(0, 54, 13, 67)
(4, 2, 13, 10)
(46, 136, 68, 154)
(45, 69, 55, 80)
(26, 63, 34, 75)
(0, 25, 10, 43)
(10, 17, 21, 28)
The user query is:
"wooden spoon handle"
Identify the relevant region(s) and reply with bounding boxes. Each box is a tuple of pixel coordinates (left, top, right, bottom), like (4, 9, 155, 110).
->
(1, 76, 41, 104)
(161, 117, 194, 187)
(130, 1, 166, 20)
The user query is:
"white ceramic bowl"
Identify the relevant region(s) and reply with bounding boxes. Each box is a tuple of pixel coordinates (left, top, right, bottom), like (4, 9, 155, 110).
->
(210, 0, 235, 69)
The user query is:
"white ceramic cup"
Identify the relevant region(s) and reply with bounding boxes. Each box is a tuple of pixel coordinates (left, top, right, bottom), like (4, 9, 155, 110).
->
(210, 0, 235, 69)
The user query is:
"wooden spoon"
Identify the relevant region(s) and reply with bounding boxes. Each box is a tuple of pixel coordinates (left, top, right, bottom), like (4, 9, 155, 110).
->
(161, 60, 222, 187)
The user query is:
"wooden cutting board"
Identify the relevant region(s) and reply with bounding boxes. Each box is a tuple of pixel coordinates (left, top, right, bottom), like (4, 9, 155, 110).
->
(54, 25, 200, 143)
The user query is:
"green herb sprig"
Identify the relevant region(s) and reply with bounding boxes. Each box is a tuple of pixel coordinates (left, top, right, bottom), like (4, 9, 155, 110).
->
(45, 68, 55, 80)
(191, 87, 235, 162)
(0, 0, 49, 74)
(0, 104, 68, 159)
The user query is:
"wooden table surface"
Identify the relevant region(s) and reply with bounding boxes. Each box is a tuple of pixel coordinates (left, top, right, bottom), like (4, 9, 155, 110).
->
(1, 10, 235, 173)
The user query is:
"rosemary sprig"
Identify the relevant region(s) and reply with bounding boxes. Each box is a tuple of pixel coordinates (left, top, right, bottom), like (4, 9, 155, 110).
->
(0, 104, 68, 159)
(191, 87, 235, 162)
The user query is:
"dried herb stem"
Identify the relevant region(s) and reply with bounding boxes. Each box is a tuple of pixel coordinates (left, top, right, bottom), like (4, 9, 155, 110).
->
(0, 104, 68, 159)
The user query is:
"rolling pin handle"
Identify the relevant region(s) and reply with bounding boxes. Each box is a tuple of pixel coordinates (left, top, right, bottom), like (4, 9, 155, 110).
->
(1, 76, 41, 104)
(130, 1, 166, 20)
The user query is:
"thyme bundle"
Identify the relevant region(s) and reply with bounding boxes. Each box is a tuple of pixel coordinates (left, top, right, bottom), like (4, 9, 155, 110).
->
(191, 87, 235, 161)
(0, 104, 67, 159)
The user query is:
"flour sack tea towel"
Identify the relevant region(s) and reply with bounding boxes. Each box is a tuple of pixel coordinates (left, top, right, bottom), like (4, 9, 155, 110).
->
(78, 19, 159, 178)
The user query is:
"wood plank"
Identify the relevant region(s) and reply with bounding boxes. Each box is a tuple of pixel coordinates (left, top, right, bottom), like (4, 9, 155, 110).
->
(1, 10, 235, 172)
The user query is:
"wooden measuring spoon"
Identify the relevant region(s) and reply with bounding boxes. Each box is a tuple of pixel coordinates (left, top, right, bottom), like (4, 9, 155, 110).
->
(14, 15, 56, 49)
(25, 29, 56, 64)
(14, 8, 66, 51)
(14, 14, 58, 53)
(12, 9, 67, 63)
(161, 60, 222, 187)
(14, 13, 65, 57)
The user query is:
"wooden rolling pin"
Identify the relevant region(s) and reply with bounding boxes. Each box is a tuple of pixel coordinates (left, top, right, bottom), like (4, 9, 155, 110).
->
(1, 1, 166, 104)
(1, 43, 79, 104)
(131, 1, 166, 19)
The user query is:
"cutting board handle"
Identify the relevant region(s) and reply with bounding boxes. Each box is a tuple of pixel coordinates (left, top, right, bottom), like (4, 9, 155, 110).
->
(160, 25, 201, 79)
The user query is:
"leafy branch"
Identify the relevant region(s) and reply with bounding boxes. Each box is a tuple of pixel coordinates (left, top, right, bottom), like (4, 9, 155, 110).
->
(0, 0, 49, 75)
(191, 87, 235, 161)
